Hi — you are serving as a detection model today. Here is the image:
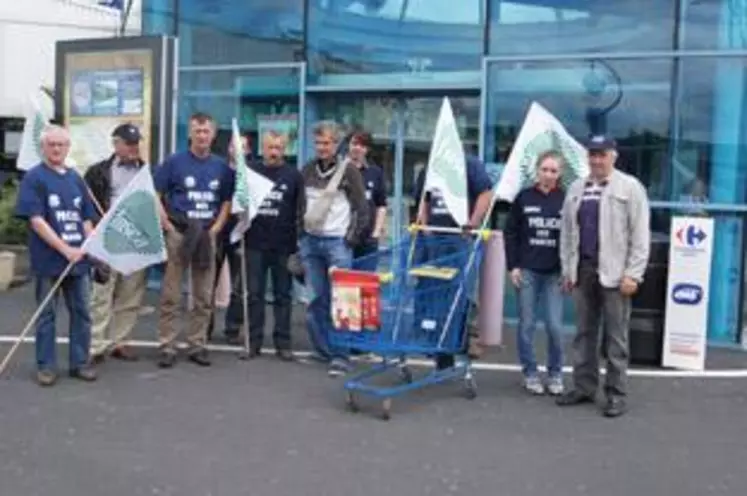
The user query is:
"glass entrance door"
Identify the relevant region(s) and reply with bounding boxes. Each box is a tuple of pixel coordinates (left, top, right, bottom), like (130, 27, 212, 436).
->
(177, 63, 305, 163)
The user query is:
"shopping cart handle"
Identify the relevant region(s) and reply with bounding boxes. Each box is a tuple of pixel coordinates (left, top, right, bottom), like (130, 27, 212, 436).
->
(408, 223, 492, 240)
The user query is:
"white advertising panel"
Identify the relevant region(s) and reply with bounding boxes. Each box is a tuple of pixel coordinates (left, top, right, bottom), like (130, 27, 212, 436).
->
(662, 217, 714, 370)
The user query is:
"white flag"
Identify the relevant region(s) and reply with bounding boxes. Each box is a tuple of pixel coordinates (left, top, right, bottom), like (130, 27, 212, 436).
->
(229, 118, 276, 244)
(17, 93, 76, 171)
(423, 97, 468, 226)
(82, 165, 166, 275)
(495, 102, 589, 202)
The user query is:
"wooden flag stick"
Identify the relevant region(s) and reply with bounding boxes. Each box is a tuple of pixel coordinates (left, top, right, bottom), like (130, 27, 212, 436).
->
(0, 262, 75, 377)
(238, 238, 251, 360)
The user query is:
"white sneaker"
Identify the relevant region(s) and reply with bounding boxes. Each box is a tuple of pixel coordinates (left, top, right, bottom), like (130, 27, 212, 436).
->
(523, 376, 545, 395)
(546, 376, 564, 396)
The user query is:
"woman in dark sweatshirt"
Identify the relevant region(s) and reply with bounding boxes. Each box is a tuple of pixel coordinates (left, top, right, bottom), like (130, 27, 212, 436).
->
(504, 150, 566, 396)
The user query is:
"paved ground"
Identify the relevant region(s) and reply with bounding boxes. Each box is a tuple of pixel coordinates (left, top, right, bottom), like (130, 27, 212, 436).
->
(1, 284, 747, 496)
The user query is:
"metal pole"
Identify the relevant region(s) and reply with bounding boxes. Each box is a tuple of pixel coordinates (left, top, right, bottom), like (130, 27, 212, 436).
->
(119, 0, 135, 37)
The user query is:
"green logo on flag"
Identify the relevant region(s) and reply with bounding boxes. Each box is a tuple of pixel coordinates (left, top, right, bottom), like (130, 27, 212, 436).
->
(440, 158, 467, 199)
(103, 191, 163, 255)
(520, 130, 585, 189)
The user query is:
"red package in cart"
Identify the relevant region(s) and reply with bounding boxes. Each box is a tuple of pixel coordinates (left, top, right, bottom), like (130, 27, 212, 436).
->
(360, 276, 381, 331)
(330, 270, 381, 332)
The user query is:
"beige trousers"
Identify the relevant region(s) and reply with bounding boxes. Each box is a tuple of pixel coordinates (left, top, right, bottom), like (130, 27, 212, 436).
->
(90, 270, 148, 356)
(157, 230, 216, 353)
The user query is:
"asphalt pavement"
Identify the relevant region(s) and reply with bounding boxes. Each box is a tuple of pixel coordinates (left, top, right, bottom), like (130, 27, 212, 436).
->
(1, 283, 746, 496)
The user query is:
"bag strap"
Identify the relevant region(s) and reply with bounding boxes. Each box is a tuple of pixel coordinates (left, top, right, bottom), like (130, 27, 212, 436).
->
(324, 159, 348, 195)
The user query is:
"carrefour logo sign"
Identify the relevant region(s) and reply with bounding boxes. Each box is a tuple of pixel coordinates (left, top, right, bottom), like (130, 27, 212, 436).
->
(671, 283, 703, 305)
(675, 224, 707, 248)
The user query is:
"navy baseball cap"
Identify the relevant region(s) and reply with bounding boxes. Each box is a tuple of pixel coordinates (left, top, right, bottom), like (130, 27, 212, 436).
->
(586, 135, 617, 151)
(111, 123, 142, 144)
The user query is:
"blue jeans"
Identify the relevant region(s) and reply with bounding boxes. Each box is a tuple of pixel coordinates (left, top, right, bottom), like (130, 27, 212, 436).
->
(35, 274, 92, 371)
(299, 235, 352, 361)
(516, 270, 564, 378)
(353, 239, 379, 272)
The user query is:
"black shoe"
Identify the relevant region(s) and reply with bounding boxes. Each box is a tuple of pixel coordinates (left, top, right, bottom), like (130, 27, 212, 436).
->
(556, 390, 595, 407)
(435, 354, 455, 370)
(188, 350, 211, 367)
(225, 334, 240, 346)
(276, 349, 294, 362)
(248, 347, 262, 359)
(69, 366, 97, 382)
(158, 351, 177, 369)
(602, 396, 627, 418)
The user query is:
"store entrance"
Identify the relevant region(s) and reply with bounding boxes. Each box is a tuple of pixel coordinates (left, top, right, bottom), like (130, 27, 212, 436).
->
(307, 91, 481, 244)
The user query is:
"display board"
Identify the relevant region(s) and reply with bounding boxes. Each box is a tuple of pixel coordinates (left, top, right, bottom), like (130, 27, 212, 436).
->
(55, 36, 177, 171)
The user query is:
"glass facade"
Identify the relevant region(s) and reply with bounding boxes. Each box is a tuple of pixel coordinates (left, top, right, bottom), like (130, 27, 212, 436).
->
(143, 0, 747, 346)
(306, 0, 484, 88)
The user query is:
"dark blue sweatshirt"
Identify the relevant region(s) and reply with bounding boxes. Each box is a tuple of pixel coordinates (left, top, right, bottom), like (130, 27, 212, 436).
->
(357, 162, 387, 241)
(245, 162, 305, 254)
(504, 186, 565, 274)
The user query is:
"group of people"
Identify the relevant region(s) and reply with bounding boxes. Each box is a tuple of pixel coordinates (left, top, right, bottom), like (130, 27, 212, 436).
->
(12, 114, 389, 381)
(12, 113, 650, 418)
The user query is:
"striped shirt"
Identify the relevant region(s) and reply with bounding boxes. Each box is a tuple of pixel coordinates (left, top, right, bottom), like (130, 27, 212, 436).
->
(578, 180, 607, 263)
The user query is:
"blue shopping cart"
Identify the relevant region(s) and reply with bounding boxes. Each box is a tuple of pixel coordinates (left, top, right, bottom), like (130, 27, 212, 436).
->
(329, 225, 488, 420)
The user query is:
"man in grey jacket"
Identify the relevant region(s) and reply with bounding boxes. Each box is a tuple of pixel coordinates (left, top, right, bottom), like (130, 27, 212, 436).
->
(556, 135, 650, 418)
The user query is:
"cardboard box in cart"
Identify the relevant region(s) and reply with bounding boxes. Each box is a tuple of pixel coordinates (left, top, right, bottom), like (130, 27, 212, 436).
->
(331, 269, 382, 332)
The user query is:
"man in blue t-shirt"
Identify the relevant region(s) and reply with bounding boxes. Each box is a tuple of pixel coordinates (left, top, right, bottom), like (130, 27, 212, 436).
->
(244, 130, 305, 360)
(14, 125, 97, 386)
(413, 155, 493, 370)
(348, 131, 387, 271)
(154, 112, 234, 368)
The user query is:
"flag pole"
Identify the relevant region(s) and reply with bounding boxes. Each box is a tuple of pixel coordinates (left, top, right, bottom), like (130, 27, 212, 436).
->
(237, 237, 251, 360)
(0, 261, 75, 377)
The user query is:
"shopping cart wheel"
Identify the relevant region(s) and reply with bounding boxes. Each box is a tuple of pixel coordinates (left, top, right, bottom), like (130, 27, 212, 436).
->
(346, 392, 359, 413)
(398, 365, 413, 384)
(464, 375, 478, 400)
(380, 398, 392, 421)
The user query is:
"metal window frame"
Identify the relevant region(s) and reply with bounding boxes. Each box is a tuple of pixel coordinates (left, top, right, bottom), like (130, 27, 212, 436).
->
(483, 49, 747, 63)
(176, 61, 307, 165)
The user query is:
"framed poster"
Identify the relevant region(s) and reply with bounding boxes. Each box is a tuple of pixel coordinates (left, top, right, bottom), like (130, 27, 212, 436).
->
(55, 36, 177, 172)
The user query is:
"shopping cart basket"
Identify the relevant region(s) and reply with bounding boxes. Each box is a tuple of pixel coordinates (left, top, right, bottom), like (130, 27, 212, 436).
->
(329, 225, 488, 419)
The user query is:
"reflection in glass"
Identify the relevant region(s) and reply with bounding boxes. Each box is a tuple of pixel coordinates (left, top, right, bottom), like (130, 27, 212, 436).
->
(177, 0, 304, 66)
(484, 58, 673, 200)
(307, 0, 484, 87)
(177, 68, 302, 163)
(488, 0, 676, 54)
(142, 0, 176, 35)
(680, 0, 747, 50)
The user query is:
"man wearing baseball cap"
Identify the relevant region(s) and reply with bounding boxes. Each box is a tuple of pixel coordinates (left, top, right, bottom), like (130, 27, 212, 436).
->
(557, 135, 650, 417)
(84, 123, 147, 364)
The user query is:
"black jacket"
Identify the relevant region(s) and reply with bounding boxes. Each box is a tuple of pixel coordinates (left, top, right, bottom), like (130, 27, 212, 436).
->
(83, 155, 146, 217)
